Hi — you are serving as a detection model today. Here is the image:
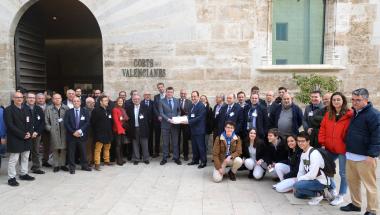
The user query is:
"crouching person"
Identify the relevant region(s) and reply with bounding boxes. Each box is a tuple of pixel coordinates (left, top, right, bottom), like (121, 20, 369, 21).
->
(293, 131, 333, 206)
(212, 121, 243, 182)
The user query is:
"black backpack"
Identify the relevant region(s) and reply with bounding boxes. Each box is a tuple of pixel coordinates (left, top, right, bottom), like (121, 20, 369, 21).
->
(308, 148, 336, 177)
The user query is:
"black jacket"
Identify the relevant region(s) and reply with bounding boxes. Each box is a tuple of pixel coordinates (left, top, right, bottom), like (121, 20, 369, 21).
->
(25, 104, 45, 135)
(126, 104, 150, 139)
(218, 103, 244, 136)
(205, 104, 213, 134)
(64, 108, 90, 142)
(4, 104, 33, 153)
(346, 102, 380, 157)
(283, 148, 302, 179)
(90, 106, 113, 143)
(242, 103, 269, 140)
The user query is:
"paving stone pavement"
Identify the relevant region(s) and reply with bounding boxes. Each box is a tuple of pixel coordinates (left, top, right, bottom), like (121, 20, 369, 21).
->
(0, 156, 376, 215)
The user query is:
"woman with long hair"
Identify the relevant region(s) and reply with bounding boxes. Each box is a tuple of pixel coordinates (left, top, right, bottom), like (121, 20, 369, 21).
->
(319, 92, 353, 206)
(243, 128, 264, 179)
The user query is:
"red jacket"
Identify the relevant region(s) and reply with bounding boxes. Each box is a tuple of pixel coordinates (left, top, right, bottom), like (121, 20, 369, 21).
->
(112, 107, 128, 135)
(318, 109, 353, 154)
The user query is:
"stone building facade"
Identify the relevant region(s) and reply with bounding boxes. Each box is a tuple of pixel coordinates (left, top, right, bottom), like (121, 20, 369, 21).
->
(0, 0, 379, 106)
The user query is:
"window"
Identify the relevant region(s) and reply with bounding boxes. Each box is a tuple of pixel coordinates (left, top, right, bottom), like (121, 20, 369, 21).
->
(276, 59, 288, 65)
(272, 0, 325, 65)
(276, 23, 288, 41)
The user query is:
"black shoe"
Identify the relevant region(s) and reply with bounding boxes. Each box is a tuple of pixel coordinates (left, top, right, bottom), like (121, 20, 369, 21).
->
(364, 212, 376, 215)
(32, 169, 45, 174)
(174, 159, 182, 165)
(340, 203, 361, 212)
(53, 167, 60, 172)
(8, 178, 19, 187)
(144, 160, 150, 164)
(70, 170, 75, 174)
(272, 177, 280, 182)
(187, 161, 199, 166)
(184, 156, 189, 161)
(228, 170, 236, 181)
(42, 162, 52, 168)
(133, 161, 139, 165)
(19, 174, 35, 181)
(60, 166, 69, 172)
(248, 170, 253, 179)
(197, 163, 206, 169)
(81, 167, 92, 171)
(160, 160, 167, 165)
(152, 154, 159, 158)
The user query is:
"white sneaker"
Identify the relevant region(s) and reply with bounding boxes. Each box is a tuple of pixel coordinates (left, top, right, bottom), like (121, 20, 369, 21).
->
(308, 195, 323, 206)
(323, 189, 335, 202)
(330, 195, 344, 206)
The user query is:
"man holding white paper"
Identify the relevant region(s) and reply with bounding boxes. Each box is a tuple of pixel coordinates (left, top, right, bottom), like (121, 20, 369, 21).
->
(159, 87, 182, 165)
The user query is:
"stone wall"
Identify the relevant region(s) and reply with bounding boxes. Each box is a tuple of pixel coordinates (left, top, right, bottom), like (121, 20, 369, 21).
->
(0, 0, 379, 107)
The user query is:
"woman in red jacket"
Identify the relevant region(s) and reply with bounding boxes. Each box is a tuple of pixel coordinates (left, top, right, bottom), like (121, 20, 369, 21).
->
(319, 92, 353, 206)
(112, 97, 129, 166)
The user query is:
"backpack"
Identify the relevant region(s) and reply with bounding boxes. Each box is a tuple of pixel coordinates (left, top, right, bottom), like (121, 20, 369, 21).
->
(308, 148, 336, 178)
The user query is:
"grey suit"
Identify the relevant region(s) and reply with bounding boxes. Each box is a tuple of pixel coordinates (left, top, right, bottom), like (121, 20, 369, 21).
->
(159, 97, 181, 160)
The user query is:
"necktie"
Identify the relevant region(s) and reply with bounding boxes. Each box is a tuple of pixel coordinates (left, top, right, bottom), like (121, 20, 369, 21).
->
(75, 109, 80, 129)
(169, 99, 173, 110)
(227, 105, 231, 114)
(145, 100, 149, 106)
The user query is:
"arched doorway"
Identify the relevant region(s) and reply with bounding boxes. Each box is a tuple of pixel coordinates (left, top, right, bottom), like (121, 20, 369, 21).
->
(14, 0, 102, 95)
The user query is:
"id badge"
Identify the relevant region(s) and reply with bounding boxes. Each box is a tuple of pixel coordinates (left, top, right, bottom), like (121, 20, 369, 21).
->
(229, 112, 234, 117)
(191, 114, 195, 118)
(120, 116, 123, 121)
(37, 115, 41, 120)
(108, 115, 112, 119)
(80, 116, 85, 121)
(26, 116, 30, 123)
(139, 115, 144, 119)
(58, 118, 63, 123)
(252, 112, 257, 117)
(308, 111, 313, 117)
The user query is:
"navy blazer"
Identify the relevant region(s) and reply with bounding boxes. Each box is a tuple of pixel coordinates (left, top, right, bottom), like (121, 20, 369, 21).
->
(242, 103, 269, 140)
(269, 103, 303, 135)
(188, 101, 206, 135)
(218, 103, 244, 136)
(64, 108, 90, 142)
(24, 104, 45, 135)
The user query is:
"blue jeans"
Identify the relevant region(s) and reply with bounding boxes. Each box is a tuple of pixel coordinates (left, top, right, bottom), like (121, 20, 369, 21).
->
(294, 180, 326, 199)
(327, 151, 347, 195)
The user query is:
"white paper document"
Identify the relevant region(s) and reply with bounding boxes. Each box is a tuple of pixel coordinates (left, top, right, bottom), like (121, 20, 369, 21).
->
(171, 116, 188, 124)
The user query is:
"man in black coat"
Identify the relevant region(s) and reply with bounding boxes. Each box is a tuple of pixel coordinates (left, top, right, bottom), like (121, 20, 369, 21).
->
(25, 92, 46, 174)
(90, 95, 113, 171)
(152, 82, 166, 157)
(64, 97, 91, 174)
(141, 91, 154, 156)
(218, 93, 244, 137)
(178, 89, 192, 161)
(4, 92, 35, 186)
(127, 94, 151, 165)
(242, 93, 269, 140)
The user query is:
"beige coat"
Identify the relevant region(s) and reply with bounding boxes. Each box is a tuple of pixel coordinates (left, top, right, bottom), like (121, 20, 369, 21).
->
(45, 104, 69, 150)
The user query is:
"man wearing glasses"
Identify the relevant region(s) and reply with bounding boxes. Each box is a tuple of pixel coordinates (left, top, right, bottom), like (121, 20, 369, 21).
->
(341, 88, 380, 215)
(4, 92, 35, 186)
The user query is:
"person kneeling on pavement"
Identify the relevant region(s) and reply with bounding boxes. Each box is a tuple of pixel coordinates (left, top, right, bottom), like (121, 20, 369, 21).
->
(212, 121, 243, 182)
(293, 131, 335, 206)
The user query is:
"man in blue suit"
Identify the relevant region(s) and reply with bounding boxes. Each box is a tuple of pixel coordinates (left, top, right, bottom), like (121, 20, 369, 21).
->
(64, 97, 92, 174)
(218, 93, 244, 137)
(187, 91, 207, 168)
(159, 87, 181, 165)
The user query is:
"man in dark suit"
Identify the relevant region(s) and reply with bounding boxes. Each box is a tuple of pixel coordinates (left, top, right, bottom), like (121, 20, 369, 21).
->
(178, 89, 192, 161)
(212, 93, 225, 142)
(25, 92, 46, 174)
(152, 82, 166, 158)
(127, 94, 151, 165)
(141, 91, 154, 156)
(242, 93, 269, 140)
(90, 95, 113, 171)
(64, 97, 92, 174)
(187, 91, 207, 168)
(245, 86, 267, 108)
(75, 87, 86, 108)
(4, 92, 35, 186)
(218, 93, 244, 137)
(159, 87, 181, 165)
(125, 90, 138, 110)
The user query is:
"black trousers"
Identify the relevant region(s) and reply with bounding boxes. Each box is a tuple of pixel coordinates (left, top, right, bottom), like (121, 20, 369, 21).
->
(67, 139, 88, 170)
(153, 120, 161, 155)
(114, 134, 125, 163)
(178, 124, 190, 158)
(148, 124, 154, 156)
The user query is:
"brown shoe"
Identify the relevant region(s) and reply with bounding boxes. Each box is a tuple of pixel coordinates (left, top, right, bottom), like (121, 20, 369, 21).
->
(228, 170, 236, 181)
(94, 164, 101, 171)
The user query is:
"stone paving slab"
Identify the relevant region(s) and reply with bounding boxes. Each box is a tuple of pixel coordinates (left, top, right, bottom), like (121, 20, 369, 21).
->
(0, 157, 376, 215)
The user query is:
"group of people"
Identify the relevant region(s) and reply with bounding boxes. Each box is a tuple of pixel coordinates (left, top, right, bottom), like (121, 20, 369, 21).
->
(0, 84, 379, 215)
